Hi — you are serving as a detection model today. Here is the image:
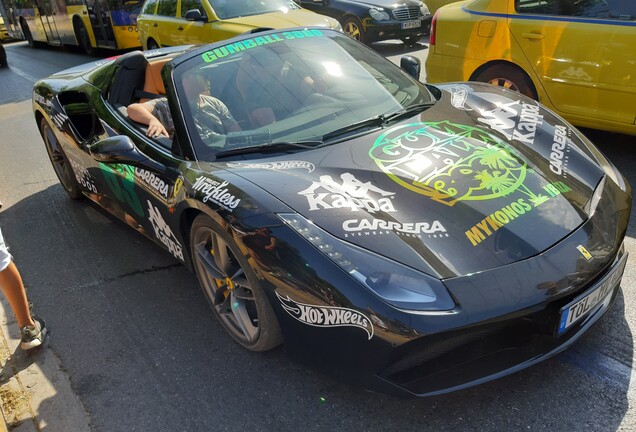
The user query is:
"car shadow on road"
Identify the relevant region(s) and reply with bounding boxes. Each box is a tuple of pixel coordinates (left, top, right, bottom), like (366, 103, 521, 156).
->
(0, 183, 632, 431)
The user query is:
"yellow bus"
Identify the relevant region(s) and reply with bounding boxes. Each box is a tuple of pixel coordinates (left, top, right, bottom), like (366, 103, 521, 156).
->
(1, 0, 142, 54)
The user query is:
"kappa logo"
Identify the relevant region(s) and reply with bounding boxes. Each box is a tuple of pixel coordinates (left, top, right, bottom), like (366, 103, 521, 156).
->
(147, 200, 184, 260)
(298, 173, 396, 213)
(477, 100, 543, 145)
(276, 292, 374, 340)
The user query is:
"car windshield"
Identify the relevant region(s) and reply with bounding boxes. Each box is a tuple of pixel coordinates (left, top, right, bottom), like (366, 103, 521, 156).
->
(211, 0, 300, 19)
(173, 29, 435, 161)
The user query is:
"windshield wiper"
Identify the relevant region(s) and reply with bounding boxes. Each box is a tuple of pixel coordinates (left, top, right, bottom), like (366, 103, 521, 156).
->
(322, 102, 436, 142)
(214, 140, 325, 158)
(381, 102, 436, 124)
(322, 115, 388, 142)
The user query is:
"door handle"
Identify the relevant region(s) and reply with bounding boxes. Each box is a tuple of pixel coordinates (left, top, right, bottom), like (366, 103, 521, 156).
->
(177, 26, 184, 31)
(522, 32, 544, 40)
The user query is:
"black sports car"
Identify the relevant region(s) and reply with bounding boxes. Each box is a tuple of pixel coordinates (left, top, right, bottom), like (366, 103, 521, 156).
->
(297, 0, 431, 45)
(33, 28, 630, 397)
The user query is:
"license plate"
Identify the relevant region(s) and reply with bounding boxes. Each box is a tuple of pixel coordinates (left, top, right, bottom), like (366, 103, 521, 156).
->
(558, 253, 628, 335)
(401, 20, 421, 30)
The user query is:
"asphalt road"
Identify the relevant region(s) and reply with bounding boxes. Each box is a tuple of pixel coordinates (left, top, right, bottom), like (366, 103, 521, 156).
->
(0, 39, 635, 432)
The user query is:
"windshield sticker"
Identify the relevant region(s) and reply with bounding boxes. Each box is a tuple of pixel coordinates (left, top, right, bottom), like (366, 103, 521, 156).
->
(298, 173, 396, 213)
(369, 121, 549, 208)
(477, 100, 543, 145)
(276, 292, 374, 340)
(202, 29, 324, 63)
(227, 161, 315, 173)
(147, 200, 184, 260)
(192, 176, 241, 211)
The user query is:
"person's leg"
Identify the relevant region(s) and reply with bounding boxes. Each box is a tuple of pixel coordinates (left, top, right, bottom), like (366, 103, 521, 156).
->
(0, 226, 46, 349)
(0, 260, 35, 328)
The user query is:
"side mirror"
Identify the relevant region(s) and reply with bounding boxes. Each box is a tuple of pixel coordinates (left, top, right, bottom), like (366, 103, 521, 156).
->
(185, 9, 207, 22)
(400, 55, 421, 81)
(89, 135, 167, 173)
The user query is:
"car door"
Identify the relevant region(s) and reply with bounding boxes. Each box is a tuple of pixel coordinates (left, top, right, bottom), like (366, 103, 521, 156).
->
(509, 0, 636, 125)
(93, 134, 188, 262)
(175, 0, 208, 45)
(151, 0, 181, 46)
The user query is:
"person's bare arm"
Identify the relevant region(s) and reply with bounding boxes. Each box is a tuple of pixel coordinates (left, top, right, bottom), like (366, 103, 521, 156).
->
(128, 103, 169, 138)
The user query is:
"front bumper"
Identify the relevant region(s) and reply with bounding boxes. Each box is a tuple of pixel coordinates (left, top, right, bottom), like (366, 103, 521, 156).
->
(365, 15, 432, 42)
(267, 171, 630, 397)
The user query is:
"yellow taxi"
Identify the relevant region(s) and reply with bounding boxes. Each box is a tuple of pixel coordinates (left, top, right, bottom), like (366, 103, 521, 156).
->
(137, 0, 340, 50)
(425, 0, 636, 135)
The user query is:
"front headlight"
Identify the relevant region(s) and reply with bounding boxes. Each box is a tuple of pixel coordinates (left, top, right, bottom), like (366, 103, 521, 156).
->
(278, 213, 456, 311)
(420, 3, 430, 16)
(369, 8, 390, 21)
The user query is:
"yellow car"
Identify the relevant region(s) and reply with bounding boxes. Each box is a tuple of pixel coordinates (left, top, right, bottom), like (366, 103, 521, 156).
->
(137, 0, 340, 50)
(426, 0, 636, 135)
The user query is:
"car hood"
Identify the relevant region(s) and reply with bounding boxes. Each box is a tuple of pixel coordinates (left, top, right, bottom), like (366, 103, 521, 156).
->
(353, 0, 425, 9)
(228, 83, 607, 278)
(225, 9, 337, 29)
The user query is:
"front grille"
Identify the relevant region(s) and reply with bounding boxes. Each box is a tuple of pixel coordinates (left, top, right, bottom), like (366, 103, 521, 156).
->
(393, 6, 421, 20)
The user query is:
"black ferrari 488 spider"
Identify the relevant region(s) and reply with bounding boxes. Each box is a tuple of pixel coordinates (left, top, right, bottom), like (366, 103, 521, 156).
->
(33, 28, 630, 397)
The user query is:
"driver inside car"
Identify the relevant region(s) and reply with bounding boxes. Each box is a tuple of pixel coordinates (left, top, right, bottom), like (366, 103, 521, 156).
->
(128, 69, 241, 140)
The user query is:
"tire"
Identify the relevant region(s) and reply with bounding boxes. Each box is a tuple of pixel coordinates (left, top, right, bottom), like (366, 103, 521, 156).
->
(21, 22, 37, 49)
(341, 16, 366, 44)
(401, 36, 419, 47)
(146, 39, 160, 50)
(39, 117, 83, 200)
(190, 214, 282, 352)
(473, 64, 538, 100)
(75, 21, 95, 56)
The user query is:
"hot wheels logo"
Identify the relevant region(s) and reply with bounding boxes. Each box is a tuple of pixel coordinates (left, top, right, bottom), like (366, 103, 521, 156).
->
(276, 292, 374, 340)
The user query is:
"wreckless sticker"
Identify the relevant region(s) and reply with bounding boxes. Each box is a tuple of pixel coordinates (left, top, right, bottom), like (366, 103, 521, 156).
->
(192, 176, 241, 211)
(298, 173, 396, 213)
(147, 200, 184, 260)
(276, 292, 374, 340)
(369, 121, 549, 208)
(99, 163, 144, 217)
(226, 160, 315, 173)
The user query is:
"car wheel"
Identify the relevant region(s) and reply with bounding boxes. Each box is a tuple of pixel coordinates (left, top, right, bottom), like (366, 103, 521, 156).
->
(341, 16, 366, 44)
(474, 64, 538, 100)
(39, 117, 83, 200)
(21, 21, 37, 48)
(146, 39, 160, 50)
(75, 21, 95, 56)
(190, 214, 282, 352)
(401, 36, 419, 47)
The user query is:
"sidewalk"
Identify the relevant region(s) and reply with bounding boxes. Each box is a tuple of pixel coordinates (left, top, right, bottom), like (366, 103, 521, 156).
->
(0, 295, 91, 431)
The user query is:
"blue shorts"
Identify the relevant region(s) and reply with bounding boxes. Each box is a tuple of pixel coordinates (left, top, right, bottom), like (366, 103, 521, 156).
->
(0, 226, 12, 272)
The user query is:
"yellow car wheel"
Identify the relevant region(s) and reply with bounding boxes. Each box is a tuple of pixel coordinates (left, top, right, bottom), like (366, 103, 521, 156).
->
(342, 16, 366, 44)
(474, 64, 537, 100)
